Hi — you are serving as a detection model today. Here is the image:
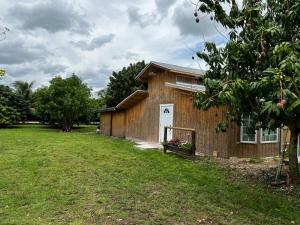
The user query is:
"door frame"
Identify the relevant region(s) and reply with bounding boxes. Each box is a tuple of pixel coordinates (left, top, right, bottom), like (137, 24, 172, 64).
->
(159, 104, 174, 142)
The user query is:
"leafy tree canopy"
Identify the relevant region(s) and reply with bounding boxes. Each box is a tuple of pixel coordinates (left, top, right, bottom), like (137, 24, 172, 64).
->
(0, 85, 22, 127)
(105, 61, 146, 107)
(0, 69, 5, 78)
(35, 74, 92, 131)
(13, 81, 35, 122)
(194, 0, 300, 181)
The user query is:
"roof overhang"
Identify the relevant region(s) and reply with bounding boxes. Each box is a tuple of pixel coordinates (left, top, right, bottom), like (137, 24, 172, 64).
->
(165, 82, 206, 93)
(136, 61, 205, 82)
(97, 107, 117, 113)
(116, 90, 148, 110)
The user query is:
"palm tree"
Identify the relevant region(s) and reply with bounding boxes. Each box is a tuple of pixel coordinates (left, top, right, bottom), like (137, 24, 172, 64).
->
(13, 81, 34, 101)
(13, 81, 35, 122)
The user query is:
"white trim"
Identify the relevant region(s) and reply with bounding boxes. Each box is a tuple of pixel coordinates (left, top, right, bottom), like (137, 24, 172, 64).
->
(260, 128, 279, 144)
(240, 130, 257, 144)
(165, 82, 206, 93)
(159, 104, 174, 143)
(240, 115, 257, 144)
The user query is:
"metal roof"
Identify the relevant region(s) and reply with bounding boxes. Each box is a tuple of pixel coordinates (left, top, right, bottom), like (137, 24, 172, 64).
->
(116, 90, 148, 110)
(136, 61, 205, 81)
(97, 107, 116, 113)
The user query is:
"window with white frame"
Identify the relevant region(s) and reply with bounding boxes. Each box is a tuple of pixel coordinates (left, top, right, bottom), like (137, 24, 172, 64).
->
(240, 116, 257, 143)
(260, 128, 279, 143)
(175, 76, 206, 92)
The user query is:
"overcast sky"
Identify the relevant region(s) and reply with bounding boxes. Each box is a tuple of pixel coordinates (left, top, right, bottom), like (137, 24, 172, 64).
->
(0, 0, 227, 93)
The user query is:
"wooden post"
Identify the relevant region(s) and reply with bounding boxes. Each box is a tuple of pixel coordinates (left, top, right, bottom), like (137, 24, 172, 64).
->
(110, 112, 113, 136)
(163, 126, 168, 153)
(191, 130, 196, 156)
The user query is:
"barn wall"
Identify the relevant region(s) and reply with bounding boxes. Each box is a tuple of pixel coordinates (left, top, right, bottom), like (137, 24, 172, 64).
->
(125, 71, 230, 157)
(226, 123, 280, 158)
(100, 112, 112, 136)
(112, 111, 126, 138)
(101, 69, 279, 158)
(172, 89, 230, 158)
(125, 71, 175, 142)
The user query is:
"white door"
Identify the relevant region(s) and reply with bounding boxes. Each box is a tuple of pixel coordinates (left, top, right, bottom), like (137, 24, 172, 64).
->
(159, 104, 174, 143)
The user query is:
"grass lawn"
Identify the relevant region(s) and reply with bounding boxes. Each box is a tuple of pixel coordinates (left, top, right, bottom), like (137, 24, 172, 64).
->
(0, 125, 299, 225)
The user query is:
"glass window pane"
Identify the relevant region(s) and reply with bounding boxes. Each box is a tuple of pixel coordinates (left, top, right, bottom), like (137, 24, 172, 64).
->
(241, 115, 256, 142)
(261, 129, 278, 142)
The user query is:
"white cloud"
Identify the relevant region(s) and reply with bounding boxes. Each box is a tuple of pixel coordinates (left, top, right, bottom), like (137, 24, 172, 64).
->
(8, 0, 90, 34)
(72, 34, 115, 51)
(0, 0, 228, 91)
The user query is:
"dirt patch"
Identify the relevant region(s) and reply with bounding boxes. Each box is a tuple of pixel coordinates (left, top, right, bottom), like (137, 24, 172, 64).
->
(214, 157, 288, 184)
(210, 156, 300, 196)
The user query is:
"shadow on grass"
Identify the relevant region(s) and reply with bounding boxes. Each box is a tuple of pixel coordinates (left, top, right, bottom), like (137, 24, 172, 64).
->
(0, 124, 97, 134)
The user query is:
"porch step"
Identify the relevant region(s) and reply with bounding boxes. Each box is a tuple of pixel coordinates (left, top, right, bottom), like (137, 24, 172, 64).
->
(135, 141, 163, 150)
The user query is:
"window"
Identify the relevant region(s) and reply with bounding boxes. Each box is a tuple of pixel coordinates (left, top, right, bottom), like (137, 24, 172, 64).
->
(175, 76, 206, 92)
(240, 116, 257, 143)
(176, 76, 196, 84)
(260, 128, 279, 143)
(163, 108, 170, 114)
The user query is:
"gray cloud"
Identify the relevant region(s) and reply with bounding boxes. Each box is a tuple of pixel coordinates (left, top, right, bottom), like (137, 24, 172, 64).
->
(0, 0, 224, 92)
(127, 6, 157, 27)
(0, 39, 47, 64)
(8, 0, 90, 34)
(40, 64, 67, 75)
(155, 0, 176, 15)
(72, 34, 115, 51)
(80, 66, 112, 90)
(112, 52, 140, 61)
(173, 2, 218, 37)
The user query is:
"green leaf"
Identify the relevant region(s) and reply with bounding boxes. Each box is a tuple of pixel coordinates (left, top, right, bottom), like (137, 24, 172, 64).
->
(287, 100, 300, 112)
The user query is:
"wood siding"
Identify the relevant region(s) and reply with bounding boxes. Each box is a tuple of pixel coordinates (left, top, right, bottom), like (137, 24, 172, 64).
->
(112, 111, 126, 138)
(125, 71, 231, 157)
(126, 71, 176, 142)
(101, 70, 279, 158)
(173, 90, 230, 158)
(226, 123, 280, 158)
(100, 112, 112, 136)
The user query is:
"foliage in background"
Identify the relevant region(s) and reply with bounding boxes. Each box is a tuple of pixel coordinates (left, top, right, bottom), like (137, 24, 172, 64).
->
(194, 0, 300, 181)
(13, 81, 35, 122)
(0, 85, 21, 126)
(34, 74, 92, 131)
(0, 69, 5, 77)
(105, 61, 146, 107)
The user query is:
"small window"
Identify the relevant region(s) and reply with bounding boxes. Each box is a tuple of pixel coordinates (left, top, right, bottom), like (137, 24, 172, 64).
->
(240, 116, 257, 143)
(260, 128, 279, 143)
(175, 76, 205, 92)
(164, 108, 170, 114)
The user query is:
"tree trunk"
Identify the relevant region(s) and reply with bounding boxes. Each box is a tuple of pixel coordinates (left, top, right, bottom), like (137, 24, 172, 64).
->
(288, 128, 300, 184)
(63, 116, 72, 132)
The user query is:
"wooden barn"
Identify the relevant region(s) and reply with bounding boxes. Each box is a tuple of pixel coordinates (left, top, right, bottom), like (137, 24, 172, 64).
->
(100, 61, 281, 158)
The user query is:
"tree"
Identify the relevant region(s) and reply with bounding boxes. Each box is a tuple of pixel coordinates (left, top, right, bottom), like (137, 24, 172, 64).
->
(35, 74, 92, 131)
(105, 61, 146, 107)
(13, 81, 34, 101)
(0, 85, 22, 127)
(193, 1, 300, 182)
(13, 81, 34, 122)
(89, 89, 106, 122)
(0, 69, 5, 78)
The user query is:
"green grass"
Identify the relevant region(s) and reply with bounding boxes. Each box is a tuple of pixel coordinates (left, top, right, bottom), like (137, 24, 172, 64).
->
(0, 125, 299, 225)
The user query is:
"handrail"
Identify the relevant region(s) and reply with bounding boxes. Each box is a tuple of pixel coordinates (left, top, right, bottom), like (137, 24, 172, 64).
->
(164, 126, 195, 132)
(163, 126, 196, 155)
